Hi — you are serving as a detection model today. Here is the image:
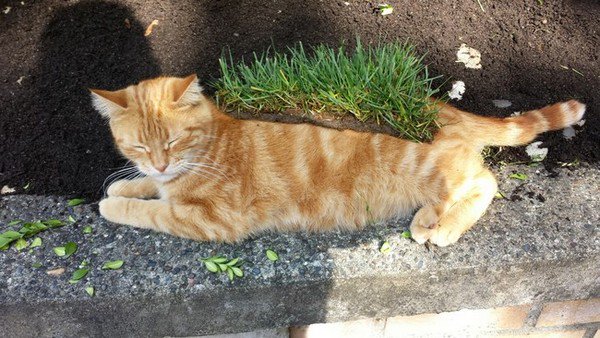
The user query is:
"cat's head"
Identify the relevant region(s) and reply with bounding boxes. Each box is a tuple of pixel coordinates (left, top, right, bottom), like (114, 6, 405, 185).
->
(90, 75, 214, 182)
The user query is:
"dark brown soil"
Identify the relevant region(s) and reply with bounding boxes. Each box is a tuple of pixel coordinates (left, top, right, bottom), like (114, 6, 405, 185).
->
(1, 0, 598, 199)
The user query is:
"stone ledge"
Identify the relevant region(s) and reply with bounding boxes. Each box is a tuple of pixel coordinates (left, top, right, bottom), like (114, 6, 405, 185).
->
(0, 164, 598, 337)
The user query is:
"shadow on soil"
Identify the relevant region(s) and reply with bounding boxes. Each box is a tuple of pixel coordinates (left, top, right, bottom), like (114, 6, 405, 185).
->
(1, 2, 160, 197)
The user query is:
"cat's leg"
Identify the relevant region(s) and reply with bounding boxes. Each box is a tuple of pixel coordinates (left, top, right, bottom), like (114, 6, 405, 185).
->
(106, 177, 158, 199)
(410, 168, 498, 246)
(99, 196, 239, 242)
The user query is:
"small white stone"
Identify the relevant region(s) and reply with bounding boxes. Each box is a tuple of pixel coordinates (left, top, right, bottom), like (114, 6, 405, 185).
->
(447, 81, 465, 100)
(1, 185, 16, 194)
(562, 126, 576, 140)
(492, 99, 512, 108)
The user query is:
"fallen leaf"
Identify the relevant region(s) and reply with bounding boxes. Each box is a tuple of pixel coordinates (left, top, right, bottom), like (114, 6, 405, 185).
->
(456, 44, 482, 69)
(47, 268, 65, 276)
(68, 198, 85, 206)
(144, 19, 159, 36)
(1, 185, 16, 194)
(3, 6, 11, 14)
(124, 18, 131, 29)
(377, 4, 393, 15)
(85, 286, 95, 297)
(448, 81, 465, 100)
(16, 76, 25, 85)
(525, 141, 548, 162)
(266, 249, 279, 262)
(379, 241, 391, 254)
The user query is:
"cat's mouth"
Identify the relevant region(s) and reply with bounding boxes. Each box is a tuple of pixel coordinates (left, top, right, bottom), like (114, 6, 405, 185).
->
(152, 172, 179, 182)
(138, 165, 182, 182)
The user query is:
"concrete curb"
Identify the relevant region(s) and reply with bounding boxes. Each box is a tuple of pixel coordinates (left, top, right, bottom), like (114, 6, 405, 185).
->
(1, 164, 598, 337)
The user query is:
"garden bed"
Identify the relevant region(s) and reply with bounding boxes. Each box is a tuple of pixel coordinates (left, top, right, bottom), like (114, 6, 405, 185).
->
(0, 0, 598, 198)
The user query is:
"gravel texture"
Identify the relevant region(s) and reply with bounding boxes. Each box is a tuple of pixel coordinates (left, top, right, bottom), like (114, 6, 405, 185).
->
(0, 164, 598, 337)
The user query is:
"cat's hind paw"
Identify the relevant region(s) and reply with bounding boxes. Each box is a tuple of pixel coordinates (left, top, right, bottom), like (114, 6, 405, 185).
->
(409, 206, 439, 244)
(428, 226, 462, 247)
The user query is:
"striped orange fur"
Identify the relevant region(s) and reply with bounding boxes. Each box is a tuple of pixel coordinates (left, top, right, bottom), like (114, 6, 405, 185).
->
(91, 75, 585, 246)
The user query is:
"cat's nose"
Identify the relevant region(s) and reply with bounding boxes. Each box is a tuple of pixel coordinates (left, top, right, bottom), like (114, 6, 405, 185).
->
(154, 163, 168, 173)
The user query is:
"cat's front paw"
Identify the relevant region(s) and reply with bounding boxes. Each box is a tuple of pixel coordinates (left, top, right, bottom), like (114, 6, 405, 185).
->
(106, 180, 130, 197)
(99, 196, 127, 224)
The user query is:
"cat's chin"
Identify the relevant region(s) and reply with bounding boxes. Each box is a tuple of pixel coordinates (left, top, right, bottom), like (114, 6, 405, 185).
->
(151, 173, 179, 182)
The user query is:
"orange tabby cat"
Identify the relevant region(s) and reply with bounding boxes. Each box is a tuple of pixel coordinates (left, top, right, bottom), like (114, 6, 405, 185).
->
(91, 75, 585, 246)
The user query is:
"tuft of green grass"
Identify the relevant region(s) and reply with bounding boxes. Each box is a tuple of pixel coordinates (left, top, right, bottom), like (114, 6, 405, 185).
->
(214, 40, 443, 142)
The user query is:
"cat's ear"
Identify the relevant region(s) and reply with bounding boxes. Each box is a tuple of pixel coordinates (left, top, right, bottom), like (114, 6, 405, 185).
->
(173, 74, 203, 107)
(89, 88, 128, 118)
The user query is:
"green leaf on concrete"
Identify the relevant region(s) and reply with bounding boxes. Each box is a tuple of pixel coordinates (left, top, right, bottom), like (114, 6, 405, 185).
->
(401, 230, 411, 239)
(209, 256, 228, 263)
(43, 219, 64, 228)
(379, 241, 391, 254)
(85, 286, 95, 297)
(32, 262, 42, 268)
(14, 238, 28, 251)
(494, 192, 505, 199)
(266, 249, 279, 262)
(509, 173, 528, 181)
(227, 268, 234, 281)
(30, 237, 42, 248)
(101, 260, 124, 270)
(1, 230, 23, 239)
(18, 221, 48, 237)
(231, 267, 244, 277)
(69, 268, 89, 284)
(226, 258, 239, 266)
(203, 260, 219, 273)
(67, 215, 76, 223)
(53, 246, 66, 257)
(0, 230, 23, 248)
(68, 198, 85, 207)
(7, 220, 22, 226)
(64, 242, 77, 258)
(82, 226, 93, 234)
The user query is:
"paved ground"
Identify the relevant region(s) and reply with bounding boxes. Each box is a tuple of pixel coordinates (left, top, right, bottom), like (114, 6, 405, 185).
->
(1, 164, 598, 336)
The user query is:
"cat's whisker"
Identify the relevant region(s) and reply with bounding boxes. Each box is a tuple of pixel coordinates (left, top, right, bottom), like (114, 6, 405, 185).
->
(183, 161, 231, 182)
(102, 166, 141, 197)
(109, 171, 145, 197)
(182, 162, 225, 179)
(188, 153, 232, 175)
(102, 166, 140, 194)
(181, 164, 223, 182)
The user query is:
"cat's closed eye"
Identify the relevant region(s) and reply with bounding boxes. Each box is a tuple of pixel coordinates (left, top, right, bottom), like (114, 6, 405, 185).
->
(165, 138, 180, 150)
(132, 145, 149, 152)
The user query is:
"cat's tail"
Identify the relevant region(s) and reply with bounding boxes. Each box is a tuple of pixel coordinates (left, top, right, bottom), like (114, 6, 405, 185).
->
(435, 99, 586, 148)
